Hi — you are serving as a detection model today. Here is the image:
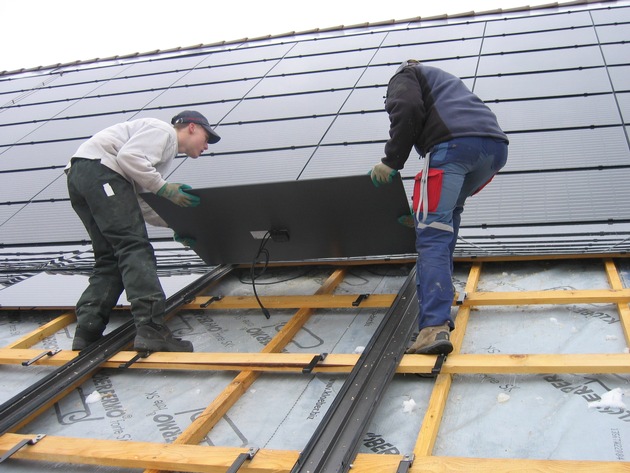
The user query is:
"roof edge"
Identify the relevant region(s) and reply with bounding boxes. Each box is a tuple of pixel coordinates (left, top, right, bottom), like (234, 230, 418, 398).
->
(0, 0, 621, 77)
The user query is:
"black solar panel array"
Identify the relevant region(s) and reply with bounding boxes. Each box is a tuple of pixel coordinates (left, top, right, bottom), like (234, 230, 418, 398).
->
(0, 2, 629, 259)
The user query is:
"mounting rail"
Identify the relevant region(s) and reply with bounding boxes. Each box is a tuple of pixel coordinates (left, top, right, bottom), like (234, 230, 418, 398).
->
(291, 267, 418, 473)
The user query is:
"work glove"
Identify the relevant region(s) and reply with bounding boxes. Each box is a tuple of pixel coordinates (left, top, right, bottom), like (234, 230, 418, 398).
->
(398, 209, 415, 228)
(369, 162, 398, 187)
(173, 232, 196, 248)
(157, 183, 200, 207)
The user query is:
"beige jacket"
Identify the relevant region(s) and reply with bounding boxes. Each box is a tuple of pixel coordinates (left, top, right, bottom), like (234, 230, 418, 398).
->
(67, 118, 177, 227)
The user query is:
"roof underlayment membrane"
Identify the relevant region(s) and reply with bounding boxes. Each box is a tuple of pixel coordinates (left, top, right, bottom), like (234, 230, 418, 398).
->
(1, 1, 630, 471)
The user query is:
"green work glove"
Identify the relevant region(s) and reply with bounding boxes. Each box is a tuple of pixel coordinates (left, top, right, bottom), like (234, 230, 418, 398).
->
(398, 209, 415, 228)
(369, 162, 398, 187)
(173, 232, 197, 248)
(157, 183, 200, 207)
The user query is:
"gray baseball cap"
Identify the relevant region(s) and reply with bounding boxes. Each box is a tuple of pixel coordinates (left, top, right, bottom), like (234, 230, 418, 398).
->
(171, 110, 221, 144)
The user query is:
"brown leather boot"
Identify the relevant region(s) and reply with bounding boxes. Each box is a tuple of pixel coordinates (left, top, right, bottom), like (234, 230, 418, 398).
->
(406, 323, 453, 355)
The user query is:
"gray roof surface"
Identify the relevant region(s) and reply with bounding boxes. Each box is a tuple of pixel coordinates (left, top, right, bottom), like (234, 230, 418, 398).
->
(1, 1, 629, 266)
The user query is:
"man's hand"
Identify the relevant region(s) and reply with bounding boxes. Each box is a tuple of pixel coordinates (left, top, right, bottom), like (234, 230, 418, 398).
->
(398, 210, 415, 228)
(370, 162, 398, 187)
(174, 232, 196, 248)
(157, 183, 200, 207)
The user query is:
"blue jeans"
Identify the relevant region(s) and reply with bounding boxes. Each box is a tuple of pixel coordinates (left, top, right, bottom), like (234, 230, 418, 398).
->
(415, 136, 508, 330)
(67, 158, 166, 336)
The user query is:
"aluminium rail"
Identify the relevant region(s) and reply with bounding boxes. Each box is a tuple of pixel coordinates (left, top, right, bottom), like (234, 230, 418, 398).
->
(291, 266, 418, 473)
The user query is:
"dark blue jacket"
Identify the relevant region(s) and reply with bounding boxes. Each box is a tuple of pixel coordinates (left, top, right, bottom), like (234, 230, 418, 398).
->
(383, 62, 508, 169)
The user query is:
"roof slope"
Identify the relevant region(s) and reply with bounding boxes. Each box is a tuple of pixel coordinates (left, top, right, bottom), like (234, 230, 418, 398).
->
(1, 1, 629, 266)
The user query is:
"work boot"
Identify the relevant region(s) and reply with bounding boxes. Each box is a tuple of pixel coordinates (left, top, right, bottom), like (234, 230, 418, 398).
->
(133, 323, 193, 353)
(72, 328, 102, 351)
(405, 323, 453, 355)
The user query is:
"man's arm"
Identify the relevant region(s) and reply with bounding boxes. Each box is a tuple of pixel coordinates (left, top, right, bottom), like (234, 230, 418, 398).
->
(382, 68, 425, 170)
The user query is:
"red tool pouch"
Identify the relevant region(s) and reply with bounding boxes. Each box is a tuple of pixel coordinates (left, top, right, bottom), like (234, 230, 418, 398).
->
(412, 168, 444, 212)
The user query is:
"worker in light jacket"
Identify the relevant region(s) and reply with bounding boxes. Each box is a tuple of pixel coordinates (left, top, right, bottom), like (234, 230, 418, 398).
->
(370, 60, 508, 355)
(66, 110, 220, 352)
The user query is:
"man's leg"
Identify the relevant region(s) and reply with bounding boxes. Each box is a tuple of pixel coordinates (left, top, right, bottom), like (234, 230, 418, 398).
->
(407, 137, 508, 355)
(406, 143, 466, 354)
(68, 160, 125, 349)
(72, 249, 124, 349)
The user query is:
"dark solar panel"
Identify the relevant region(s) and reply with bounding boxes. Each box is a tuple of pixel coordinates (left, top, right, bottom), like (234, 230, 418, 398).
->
(141, 175, 416, 264)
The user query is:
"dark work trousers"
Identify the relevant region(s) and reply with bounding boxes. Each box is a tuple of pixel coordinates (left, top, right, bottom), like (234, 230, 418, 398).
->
(66, 158, 166, 336)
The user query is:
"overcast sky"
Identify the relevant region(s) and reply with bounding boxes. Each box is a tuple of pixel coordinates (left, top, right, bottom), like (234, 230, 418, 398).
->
(2, 0, 550, 72)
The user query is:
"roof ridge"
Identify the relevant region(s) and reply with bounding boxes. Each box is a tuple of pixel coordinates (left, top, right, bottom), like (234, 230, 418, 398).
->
(0, 0, 621, 77)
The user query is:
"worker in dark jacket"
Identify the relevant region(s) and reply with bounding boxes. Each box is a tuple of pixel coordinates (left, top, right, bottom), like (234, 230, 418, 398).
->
(370, 60, 508, 355)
